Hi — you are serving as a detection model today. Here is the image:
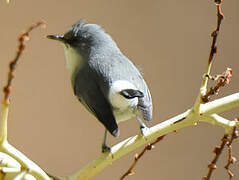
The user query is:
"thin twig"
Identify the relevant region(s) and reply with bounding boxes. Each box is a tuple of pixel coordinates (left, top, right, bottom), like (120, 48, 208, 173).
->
(194, 0, 225, 111)
(198, 0, 224, 104)
(202, 134, 228, 180)
(0, 21, 49, 180)
(202, 124, 238, 180)
(208, 0, 224, 65)
(201, 2, 228, 178)
(120, 135, 165, 180)
(224, 122, 239, 180)
(2, 21, 45, 104)
(202, 68, 232, 102)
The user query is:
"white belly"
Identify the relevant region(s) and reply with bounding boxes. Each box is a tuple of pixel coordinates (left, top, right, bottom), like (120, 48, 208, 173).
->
(113, 108, 137, 123)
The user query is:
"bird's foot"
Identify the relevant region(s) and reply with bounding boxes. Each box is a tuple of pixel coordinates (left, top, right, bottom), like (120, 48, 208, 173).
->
(140, 125, 149, 137)
(102, 144, 111, 153)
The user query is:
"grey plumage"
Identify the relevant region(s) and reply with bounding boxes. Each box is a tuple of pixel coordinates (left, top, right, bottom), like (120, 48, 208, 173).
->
(47, 19, 152, 139)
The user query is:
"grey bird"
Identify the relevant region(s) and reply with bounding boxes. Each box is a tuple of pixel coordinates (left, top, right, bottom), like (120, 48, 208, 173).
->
(47, 19, 152, 152)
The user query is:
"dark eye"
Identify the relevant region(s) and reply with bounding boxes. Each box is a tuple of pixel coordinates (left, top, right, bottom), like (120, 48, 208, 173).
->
(81, 42, 86, 47)
(63, 31, 73, 40)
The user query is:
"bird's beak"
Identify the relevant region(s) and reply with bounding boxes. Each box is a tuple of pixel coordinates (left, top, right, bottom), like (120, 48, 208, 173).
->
(47, 34, 65, 42)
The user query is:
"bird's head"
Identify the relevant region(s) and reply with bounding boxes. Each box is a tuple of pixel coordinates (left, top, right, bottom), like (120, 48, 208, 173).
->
(47, 19, 114, 54)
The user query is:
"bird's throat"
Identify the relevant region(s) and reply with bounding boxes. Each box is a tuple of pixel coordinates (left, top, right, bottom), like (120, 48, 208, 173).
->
(63, 46, 84, 84)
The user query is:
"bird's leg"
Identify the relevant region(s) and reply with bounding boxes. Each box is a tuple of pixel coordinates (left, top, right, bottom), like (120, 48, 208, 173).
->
(136, 115, 148, 136)
(101, 129, 111, 153)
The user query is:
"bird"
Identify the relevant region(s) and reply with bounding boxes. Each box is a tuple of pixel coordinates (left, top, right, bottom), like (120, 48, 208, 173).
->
(47, 19, 152, 152)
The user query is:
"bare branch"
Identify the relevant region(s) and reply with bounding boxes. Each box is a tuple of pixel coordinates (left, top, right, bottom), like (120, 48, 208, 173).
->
(120, 136, 165, 180)
(203, 120, 239, 180)
(194, 0, 225, 112)
(224, 123, 239, 180)
(202, 134, 228, 180)
(207, 0, 224, 65)
(2, 21, 45, 104)
(0, 21, 50, 180)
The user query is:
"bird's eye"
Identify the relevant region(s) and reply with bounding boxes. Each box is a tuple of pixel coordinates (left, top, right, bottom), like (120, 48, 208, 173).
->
(81, 42, 86, 47)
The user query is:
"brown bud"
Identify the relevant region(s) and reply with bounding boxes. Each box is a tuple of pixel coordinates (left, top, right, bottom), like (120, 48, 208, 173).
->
(213, 146, 221, 155)
(211, 30, 218, 37)
(146, 144, 152, 150)
(208, 163, 217, 169)
(233, 130, 239, 139)
(128, 171, 135, 176)
(230, 156, 237, 164)
(214, 0, 222, 5)
(135, 153, 139, 160)
(227, 170, 234, 178)
(221, 136, 229, 143)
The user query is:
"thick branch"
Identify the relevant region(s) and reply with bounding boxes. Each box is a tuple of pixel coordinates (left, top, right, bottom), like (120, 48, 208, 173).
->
(63, 92, 239, 180)
(200, 92, 239, 115)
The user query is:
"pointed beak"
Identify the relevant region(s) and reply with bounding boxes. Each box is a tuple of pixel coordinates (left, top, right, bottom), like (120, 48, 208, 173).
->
(47, 34, 65, 42)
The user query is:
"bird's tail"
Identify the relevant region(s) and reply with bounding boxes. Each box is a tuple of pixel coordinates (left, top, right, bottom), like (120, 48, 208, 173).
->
(138, 98, 152, 122)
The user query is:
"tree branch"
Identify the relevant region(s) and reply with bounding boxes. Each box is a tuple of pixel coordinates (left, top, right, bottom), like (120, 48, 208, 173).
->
(200, 92, 239, 115)
(120, 136, 165, 180)
(202, 68, 232, 103)
(0, 21, 50, 180)
(63, 92, 239, 180)
(194, 0, 224, 112)
(202, 134, 228, 180)
(1, 0, 238, 179)
(224, 125, 239, 179)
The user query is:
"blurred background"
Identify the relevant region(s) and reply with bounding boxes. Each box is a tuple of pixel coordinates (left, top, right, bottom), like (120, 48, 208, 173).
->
(0, 0, 239, 179)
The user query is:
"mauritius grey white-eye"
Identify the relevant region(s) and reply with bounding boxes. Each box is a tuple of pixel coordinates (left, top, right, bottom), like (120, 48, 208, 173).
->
(47, 19, 153, 152)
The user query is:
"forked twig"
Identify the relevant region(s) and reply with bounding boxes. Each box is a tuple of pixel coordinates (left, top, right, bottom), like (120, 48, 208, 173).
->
(0, 21, 50, 180)
(197, 0, 225, 106)
(120, 135, 165, 180)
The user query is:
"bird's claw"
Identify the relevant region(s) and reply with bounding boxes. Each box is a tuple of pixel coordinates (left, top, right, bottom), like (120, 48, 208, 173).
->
(140, 125, 149, 137)
(102, 144, 111, 153)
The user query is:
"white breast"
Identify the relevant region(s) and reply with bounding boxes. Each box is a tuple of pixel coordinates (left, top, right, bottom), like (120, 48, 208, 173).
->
(63, 46, 84, 81)
(109, 80, 139, 122)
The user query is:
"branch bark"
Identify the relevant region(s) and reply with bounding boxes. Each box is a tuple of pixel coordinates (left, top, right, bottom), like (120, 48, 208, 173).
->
(1, 0, 238, 180)
(62, 92, 239, 180)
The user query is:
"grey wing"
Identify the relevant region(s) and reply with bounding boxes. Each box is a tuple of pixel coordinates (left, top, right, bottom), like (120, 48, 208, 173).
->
(90, 51, 153, 122)
(73, 67, 119, 137)
(125, 59, 153, 122)
(111, 55, 153, 122)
